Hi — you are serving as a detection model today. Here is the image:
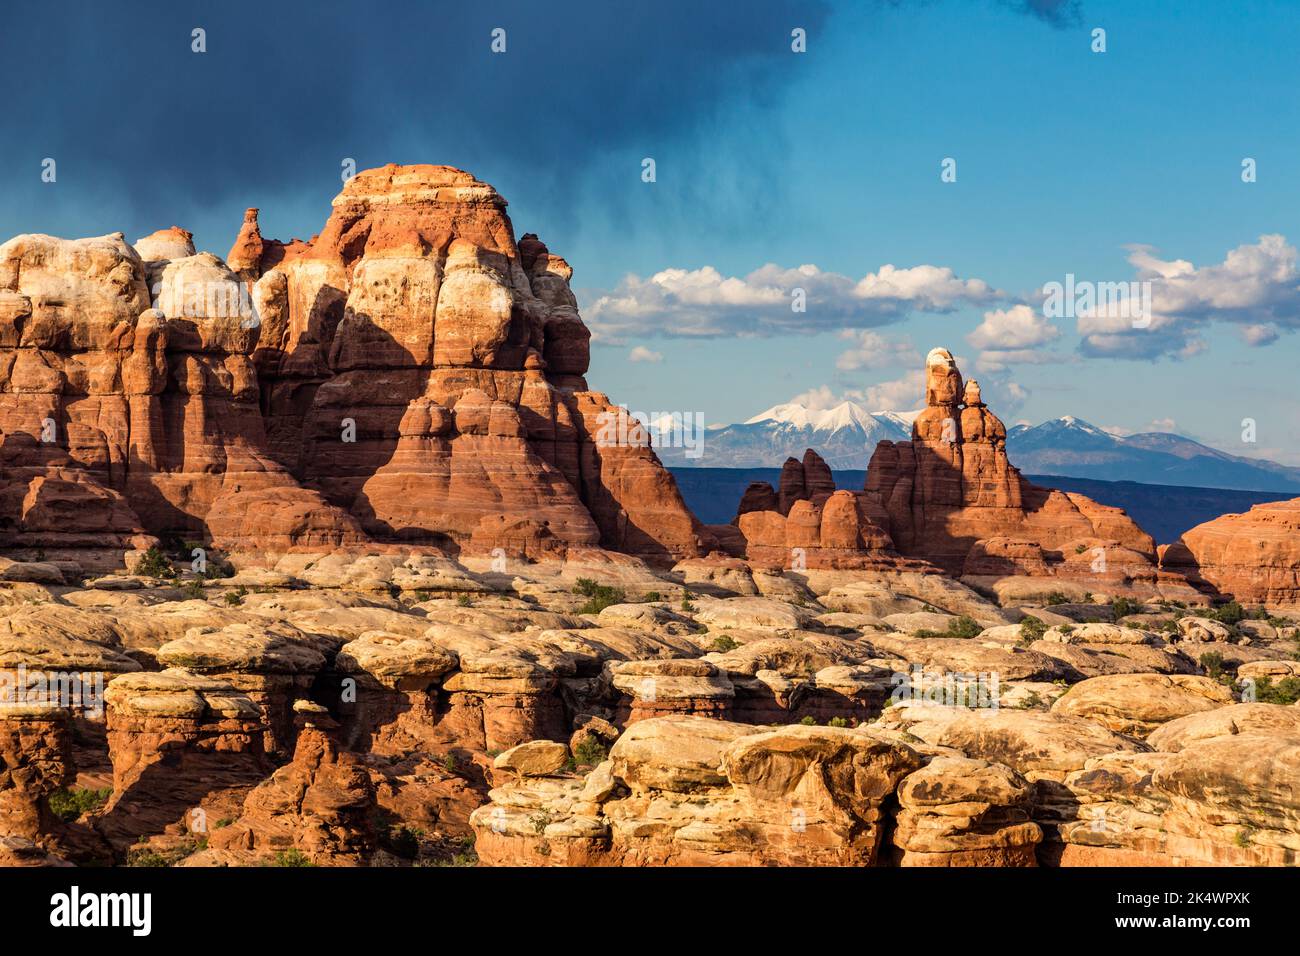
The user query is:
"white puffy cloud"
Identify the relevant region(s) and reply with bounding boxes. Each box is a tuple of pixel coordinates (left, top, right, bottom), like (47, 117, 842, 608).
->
(1077, 234, 1300, 358)
(966, 304, 1064, 373)
(967, 304, 1061, 351)
(851, 370, 927, 411)
(583, 261, 1000, 340)
(1240, 323, 1280, 346)
(787, 384, 840, 410)
(627, 345, 663, 363)
(834, 330, 921, 371)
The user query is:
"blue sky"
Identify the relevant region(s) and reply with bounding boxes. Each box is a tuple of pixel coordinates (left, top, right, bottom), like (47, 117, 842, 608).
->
(2, 0, 1298, 463)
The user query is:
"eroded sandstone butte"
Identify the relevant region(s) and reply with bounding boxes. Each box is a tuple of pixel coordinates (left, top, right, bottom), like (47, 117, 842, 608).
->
(1160, 498, 1300, 606)
(730, 348, 1194, 603)
(0, 165, 709, 570)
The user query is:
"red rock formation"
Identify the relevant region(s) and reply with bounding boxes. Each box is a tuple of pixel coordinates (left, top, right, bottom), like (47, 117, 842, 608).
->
(0, 705, 73, 850)
(865, 348, 1160, 585)
(1160, 498, 1300, 606)
(731, 451, 940, 573)
(0, 230, 364, 565)
(97, 670, 270, 853)
(246, 165, 708, 565)
(207, 704, 377, 865)
(0, 164, 709, 570)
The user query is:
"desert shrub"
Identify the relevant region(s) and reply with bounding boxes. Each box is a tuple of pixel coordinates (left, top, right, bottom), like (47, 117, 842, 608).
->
(1043, 591, 1070, 606)
(573, 737, 608, 766)
(827, 716, 850, 728)
(456, 594, 473, 607)
(1019, 615, 1047, 645)
(127, 839, 203, 867)
(1249, 676, 1300, 705)
(799, 715, 817, 726)
(270, 848, 316, 867)
(182, 579, 206, 600)
(916, 616, 983, 639)
(642, 591, 662, 602)
(224, 586, 247, 606)
(383, 824, 424, 859)
(1210, 601, 1245, 625)
(1199, 651, 1227, 680)
(1111, 597, 1141, 620)
(710, 634, 741, 653)
(132, 546, 173, 578)
(576, 584, 625, 615)
(429, 842, 479, 867)
(48, 786, 112, 822)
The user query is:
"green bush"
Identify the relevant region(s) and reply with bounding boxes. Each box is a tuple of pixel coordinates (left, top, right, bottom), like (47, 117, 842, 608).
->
(224, 586, 247, 606)
(384, 824, 424, 859)
(126, 840, 203, 867)
(947, 615, 983, 638)
(799, 715, 817, 726)
(916, 615, 983, 639)
(1199, 651, 1227, 679)
(271, 848, 316, 867)
(456, 594, 474, 607)
(1210, 601, 1245, 625)
(575, 582, 625, 615)
(827, 716, 850, 728)
(132, 546, 173, 578)
(642, 591, 662, 602)
(1249, 676, 1300, 705)
(1111, 597, 1141, 620)
(1044, 591, 1070, 606)
(47, 786, 112, 822)
(573, 737, 608, 767)
(710, 634, 741, 653)
(1018, 615, 1047, 645)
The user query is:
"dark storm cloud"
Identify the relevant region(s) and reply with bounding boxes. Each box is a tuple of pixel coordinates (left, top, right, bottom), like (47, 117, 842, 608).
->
(1003, 0, 1083, 27)
(0, 0, 830, 251)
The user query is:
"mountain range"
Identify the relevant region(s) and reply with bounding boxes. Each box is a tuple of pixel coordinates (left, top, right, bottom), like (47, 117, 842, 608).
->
(653, 402, 1300, 493)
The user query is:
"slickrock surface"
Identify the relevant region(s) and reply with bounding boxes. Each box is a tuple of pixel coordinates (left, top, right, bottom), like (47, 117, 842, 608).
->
(892, 756, 1041, 866)
(470, 716, 925, 866)
(0, 546, 1294, 867)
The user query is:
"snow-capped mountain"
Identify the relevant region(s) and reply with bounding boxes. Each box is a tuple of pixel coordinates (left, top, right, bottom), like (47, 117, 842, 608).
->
(1005, 417, 1300, 492)
(657, 404, 1300, 492)
(653, 400, 913, 468)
